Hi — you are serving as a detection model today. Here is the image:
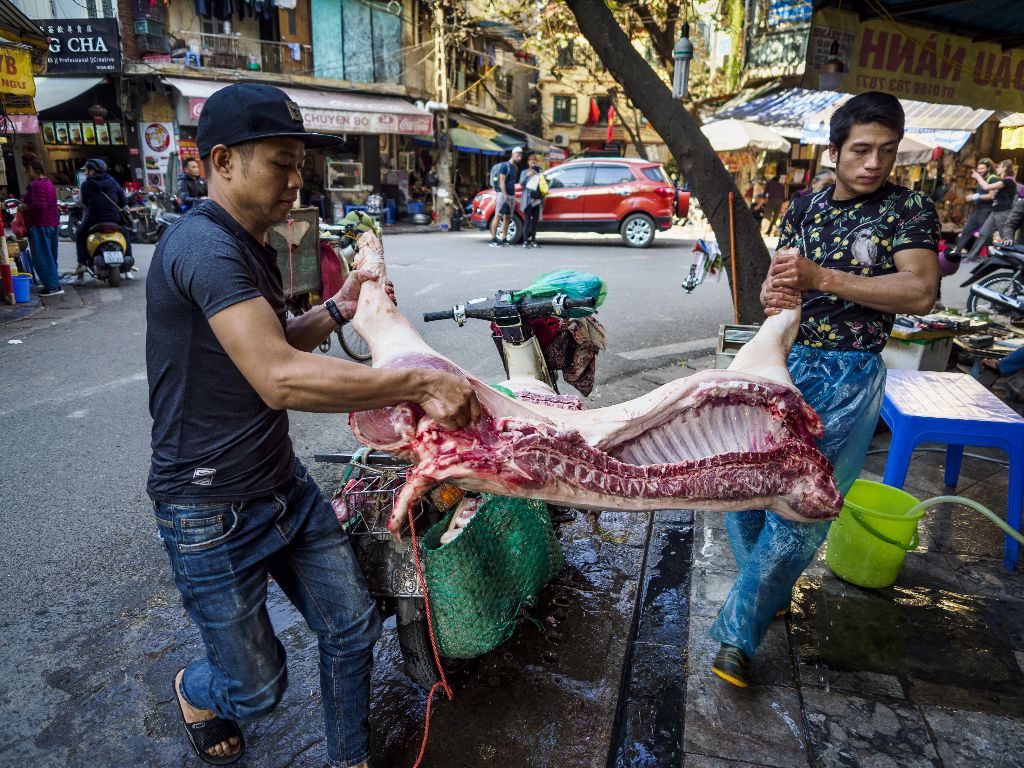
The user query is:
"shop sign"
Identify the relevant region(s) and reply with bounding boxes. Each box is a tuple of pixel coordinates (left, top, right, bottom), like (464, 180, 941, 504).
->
(0, 45, 35, 99)
(139, 121, 177, 191)
(10, 114, 39, 134)
(745, 28, 809, 82)
(38, 19, 121, 74)
(189, 97, 433, 136)
(42, 120, 125, 146)
(806, 7, 1024, 113)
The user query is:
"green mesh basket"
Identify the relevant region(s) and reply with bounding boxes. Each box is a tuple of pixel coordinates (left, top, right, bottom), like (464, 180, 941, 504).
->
(420, 494, 564, 658)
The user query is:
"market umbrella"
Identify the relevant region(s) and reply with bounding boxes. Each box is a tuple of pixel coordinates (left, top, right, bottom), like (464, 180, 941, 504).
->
(701, 119, 792, 153)
(818, 134, 938, 168)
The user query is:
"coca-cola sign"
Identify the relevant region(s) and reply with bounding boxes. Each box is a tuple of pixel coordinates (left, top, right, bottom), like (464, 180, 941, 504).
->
(189, 97, 432, 136)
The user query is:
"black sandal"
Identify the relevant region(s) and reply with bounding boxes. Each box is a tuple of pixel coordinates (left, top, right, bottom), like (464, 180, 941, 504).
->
(173, 676, 245, 766)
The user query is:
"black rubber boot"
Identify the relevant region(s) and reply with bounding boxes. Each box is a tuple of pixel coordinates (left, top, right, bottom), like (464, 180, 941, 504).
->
(711, 643, 751, 688)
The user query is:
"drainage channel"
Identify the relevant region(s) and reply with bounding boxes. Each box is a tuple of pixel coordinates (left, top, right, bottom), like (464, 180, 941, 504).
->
(607, 509, 695, 767)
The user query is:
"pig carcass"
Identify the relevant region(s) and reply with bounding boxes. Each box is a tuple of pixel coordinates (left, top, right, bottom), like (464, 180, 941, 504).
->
(346, 233, 840, 532)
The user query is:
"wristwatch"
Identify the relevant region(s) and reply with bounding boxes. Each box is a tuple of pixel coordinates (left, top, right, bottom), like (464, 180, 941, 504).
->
(324, 298, 347, 327)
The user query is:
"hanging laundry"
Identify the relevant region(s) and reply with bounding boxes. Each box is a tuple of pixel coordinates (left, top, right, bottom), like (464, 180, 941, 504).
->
(288, 42, 301, 61)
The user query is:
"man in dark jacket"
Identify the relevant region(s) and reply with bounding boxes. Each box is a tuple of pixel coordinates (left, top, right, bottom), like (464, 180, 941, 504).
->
(75, 158, 132, 280)
(176, 158, 208, 213)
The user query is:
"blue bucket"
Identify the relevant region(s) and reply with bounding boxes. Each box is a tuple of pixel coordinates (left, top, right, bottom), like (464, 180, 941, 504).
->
(12, 273, 31, 303)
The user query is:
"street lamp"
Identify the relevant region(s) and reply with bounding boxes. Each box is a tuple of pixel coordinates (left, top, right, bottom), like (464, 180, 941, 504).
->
(672, 22, 693, 100)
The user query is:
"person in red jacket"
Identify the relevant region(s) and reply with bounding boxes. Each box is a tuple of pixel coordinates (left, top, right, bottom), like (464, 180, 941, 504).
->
(20, 155, 63, 296)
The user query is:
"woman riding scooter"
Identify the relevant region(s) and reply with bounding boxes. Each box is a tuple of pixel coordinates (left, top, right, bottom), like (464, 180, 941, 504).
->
(74, 158, 133, 282)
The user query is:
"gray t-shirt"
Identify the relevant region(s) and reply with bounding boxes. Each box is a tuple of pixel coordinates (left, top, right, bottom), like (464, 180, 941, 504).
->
(146, 200, 293, 502)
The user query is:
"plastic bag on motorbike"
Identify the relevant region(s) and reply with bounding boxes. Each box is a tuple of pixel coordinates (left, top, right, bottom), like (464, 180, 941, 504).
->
(512, 270, 606, 316)
(337, 209, 381, 237)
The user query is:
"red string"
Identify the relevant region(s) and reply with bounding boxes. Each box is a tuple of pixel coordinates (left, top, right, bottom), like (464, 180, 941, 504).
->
(287, 216, 294, 297)
(407, 508, 453, 767)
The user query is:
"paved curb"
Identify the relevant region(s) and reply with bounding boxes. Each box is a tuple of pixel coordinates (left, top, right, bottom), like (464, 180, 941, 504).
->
(0, 297, 43, 328)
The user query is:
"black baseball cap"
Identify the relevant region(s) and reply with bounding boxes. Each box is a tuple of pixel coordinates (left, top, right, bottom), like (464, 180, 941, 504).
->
(196, 83, 341, 157)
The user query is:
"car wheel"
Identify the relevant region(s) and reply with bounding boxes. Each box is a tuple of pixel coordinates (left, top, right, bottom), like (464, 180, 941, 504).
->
(621, 213, 655, 248)
(504, 216, 523, 244)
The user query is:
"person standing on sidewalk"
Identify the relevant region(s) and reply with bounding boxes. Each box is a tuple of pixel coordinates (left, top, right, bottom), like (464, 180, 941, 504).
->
(761, 174, 787, 235)
(20, 155, 63, 297)
(954, 157, 998, 260)
(709, 91, 940, 688)
(519, 151, 543, 248)
(962, 159, 1017, 261)
(490, 146, 522, 247)
(147, 83, 480, 766)
(176, 157, 208, 214)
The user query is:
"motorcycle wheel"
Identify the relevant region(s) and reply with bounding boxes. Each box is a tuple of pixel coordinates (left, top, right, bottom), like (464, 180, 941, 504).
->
(396, 598, 477, 689)
(396, 597, 442, 688)
(338, 324, 371, 362)
(966, 273, 1024, 316)
(107, 267, 122, 287)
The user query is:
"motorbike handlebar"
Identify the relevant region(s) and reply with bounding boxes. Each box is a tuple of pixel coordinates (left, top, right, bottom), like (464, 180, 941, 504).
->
(423, 309, 456, 322)
(423, 294, 597, 324)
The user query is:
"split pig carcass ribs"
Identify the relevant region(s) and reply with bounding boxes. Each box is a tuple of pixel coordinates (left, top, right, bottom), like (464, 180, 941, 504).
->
(346, 233, 841, 533)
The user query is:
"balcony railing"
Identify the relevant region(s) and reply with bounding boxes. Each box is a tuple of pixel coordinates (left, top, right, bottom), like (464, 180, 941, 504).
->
(170, 31, 312, 76)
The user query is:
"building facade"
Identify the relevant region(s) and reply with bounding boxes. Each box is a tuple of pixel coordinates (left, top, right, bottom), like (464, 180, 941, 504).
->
(12, 0, 539, 220)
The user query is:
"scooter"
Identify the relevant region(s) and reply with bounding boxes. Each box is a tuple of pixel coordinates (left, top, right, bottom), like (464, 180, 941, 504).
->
(316, 277, 599, 688)
(58, 193, 83, 240)
(960, 242, 1024, 318)
(127, 192, 180, 244)
(85, 223, 133, 287)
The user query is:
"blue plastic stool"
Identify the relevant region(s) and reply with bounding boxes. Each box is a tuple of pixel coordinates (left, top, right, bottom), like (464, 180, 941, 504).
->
(880, 369, 1024, 570)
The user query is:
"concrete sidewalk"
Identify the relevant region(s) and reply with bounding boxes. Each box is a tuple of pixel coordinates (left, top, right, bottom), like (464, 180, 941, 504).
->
(608, 350, 1024, 768)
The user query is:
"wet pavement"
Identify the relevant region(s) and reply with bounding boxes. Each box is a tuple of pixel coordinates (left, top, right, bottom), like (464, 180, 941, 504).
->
(661, 352, 1024, 768)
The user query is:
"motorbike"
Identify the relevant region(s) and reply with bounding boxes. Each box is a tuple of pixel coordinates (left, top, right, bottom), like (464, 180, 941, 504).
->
(58, 193, 83, 240)
(3, 198, 19, 233)
(316, 221, 372, 361)
(126, 191, 180, 244)
(85, 222, 133, 287)
(316, 276, 597, 687)
(960, 242, 1024, 319)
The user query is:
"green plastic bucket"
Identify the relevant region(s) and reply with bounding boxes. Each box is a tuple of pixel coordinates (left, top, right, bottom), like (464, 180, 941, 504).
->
(825, 479, 925, 588)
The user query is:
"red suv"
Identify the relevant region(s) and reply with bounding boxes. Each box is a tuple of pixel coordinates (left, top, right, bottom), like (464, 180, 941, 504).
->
(469, 157, 689, 248)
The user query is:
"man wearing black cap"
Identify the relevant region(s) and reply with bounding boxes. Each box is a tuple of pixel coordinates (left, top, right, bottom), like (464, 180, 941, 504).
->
(146, 83, 479, 767)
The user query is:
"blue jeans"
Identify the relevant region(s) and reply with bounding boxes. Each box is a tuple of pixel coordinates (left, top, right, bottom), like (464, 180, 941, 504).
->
(710, 348, 886, 657)
(27, 226, 60, 291)
(154, 459, 382, 767)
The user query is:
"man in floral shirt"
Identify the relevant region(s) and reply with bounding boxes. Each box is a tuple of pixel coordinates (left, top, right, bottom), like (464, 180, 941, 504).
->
(710, 92, 940, 687)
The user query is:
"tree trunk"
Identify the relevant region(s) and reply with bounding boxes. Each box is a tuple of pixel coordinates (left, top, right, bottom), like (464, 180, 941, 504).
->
(563, 0, 770, 324)
(727, 0, 745, 91)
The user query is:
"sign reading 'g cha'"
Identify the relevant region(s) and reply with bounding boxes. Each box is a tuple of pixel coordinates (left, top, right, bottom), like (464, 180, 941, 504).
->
(37, 18, 122, 74)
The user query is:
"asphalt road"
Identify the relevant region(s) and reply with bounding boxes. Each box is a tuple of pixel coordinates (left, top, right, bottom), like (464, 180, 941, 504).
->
(0, 227, 972, 767)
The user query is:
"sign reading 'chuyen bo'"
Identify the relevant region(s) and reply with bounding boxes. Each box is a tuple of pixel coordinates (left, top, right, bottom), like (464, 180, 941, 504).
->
(805, 7, 1024, 113)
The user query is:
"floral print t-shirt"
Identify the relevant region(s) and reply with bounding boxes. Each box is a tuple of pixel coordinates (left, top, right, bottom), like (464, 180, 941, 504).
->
(777, 182, 939, 353)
